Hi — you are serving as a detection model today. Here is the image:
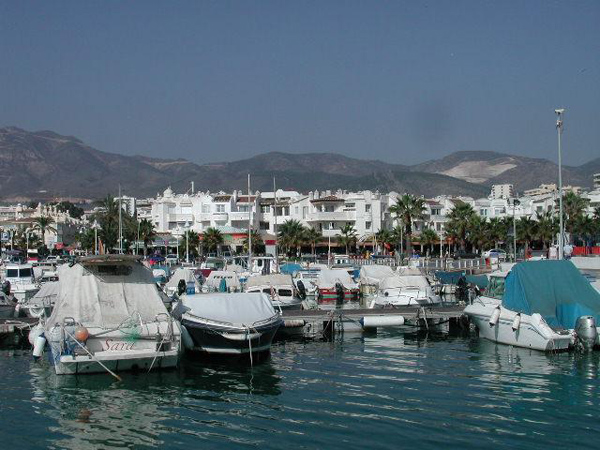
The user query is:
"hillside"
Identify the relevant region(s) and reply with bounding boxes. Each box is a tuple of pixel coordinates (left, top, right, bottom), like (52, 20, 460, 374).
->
(0, 127, 595, 201)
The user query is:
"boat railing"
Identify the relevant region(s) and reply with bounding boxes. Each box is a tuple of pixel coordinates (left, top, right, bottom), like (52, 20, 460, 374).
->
(186, 311, 281, 329)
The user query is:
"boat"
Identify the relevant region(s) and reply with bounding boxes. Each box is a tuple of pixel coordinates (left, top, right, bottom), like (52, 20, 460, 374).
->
(202, 270, 241, 292)
(39, 255, 181, 375)
(0, 290, 17, 318)
(3, 263, 40, 309)
(370, 267, 441, 308)
(358, 265, 395, 296)
(245, 274, 304, 310)
(164, 267, 202, 297)
(464, 260, 600, 352)
(175, 292, 282, 355)
(19, 281, 58, 318)
(315, 269, 359, 309)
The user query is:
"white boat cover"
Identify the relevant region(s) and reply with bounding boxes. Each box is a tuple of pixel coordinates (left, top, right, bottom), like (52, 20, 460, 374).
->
(182, 292, 277, 326)
(246, 274, 294, 289)
(396, 266, 423, 276)
(165, 267, 201, 291)
(153, 268, 168, 279)
(380, 274, 431, 290)
(225, 263, 246, 273)
(316, 269, 358, 290)
(46, 262, 168, 329)
(31, 281, 59, 302)
(204, 271, 241, 290)
(359, 265, 395, 286)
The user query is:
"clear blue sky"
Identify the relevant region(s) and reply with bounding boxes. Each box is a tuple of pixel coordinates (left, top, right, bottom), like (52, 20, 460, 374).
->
(1, 1, 598, 165)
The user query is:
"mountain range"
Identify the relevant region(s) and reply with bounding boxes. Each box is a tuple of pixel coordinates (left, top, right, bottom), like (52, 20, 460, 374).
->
(0, 126, 597, 202)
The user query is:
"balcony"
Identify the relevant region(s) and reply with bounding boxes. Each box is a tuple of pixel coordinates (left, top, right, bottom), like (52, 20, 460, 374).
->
(168, 214, 194, 223)
(229, 211, 253, 221)
(212, 212, 228, 222)
(306, 211, 355, 222)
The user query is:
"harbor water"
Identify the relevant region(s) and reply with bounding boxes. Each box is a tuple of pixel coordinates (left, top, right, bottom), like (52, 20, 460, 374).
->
(1, 330, 599, 449)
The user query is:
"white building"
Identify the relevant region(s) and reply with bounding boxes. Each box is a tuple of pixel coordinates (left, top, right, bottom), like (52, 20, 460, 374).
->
(490, 184, 514, 200)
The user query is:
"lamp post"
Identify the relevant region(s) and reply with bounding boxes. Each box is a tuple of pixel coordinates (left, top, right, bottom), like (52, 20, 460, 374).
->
(555, 108, 565, 260)
(512, 198, 520, 262)
(25, 227, 32, 260)
(92, 220, 100, 255)
(184, 221, 190, 264)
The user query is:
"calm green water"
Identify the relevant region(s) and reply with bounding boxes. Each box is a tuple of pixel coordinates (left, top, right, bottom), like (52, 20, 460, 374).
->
(1, 331, 599, 449)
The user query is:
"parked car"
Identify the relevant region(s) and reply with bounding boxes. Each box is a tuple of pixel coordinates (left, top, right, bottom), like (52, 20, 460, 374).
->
(165, 254, 179, 265)
(482, 249, 507, 260)
(451, 250, 479, 260)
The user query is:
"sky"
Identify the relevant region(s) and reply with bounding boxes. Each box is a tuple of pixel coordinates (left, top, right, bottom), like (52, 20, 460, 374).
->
(0, 1, 598, 166)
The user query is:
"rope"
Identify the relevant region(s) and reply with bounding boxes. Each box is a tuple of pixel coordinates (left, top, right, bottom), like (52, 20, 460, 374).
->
(63, 327, 122, 382)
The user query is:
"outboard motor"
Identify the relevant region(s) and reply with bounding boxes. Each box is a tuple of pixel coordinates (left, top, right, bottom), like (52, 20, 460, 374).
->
(177, 279, 187, 296)
(335, 282, 345, 306)
(296, 280, 307, 300)
(2, 280, 10, 296)
(575, 316, 597, 351)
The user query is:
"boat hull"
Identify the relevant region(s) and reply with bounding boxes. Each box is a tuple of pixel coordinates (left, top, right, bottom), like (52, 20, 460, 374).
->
(182, 317, 281, 355)
(317, 289, 359, 309)
(464, 298, 573, 352)
(0, 304, 16, 318)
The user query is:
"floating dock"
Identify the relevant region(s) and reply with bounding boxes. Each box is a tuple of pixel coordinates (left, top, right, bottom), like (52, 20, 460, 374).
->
(279, 305, 469, 339)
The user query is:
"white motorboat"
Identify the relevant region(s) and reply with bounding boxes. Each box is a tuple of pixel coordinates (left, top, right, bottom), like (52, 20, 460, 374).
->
(371, 267, 441, 308)
(314, 268, 359, 309)
(358, 265, 395, 296)
(37, 255, 181, 375)
(164, 267, 202, 297)
(19, 281, 58, 318)
(464, 260, 600, 352)
(202, 270, 241, 293)
(246, 274, 304, 310)
(3, 263, 40, 308)
(175, 292, 282, 355)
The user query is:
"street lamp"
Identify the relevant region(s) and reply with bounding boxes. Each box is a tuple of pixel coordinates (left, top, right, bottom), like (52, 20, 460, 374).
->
(512, 198, 520, 262)
(91, 220, 100, 255)
(184, 221, 190, 264)
(25, 227, 32, 260)
(555, 108, 565, 260)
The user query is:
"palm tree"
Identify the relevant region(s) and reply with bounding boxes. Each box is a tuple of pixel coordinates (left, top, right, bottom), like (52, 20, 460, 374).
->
(32, 216, 57, 249)
(177, 230, 201, 260)
(202, 227, 224, 254)
(77, 228, 96, 253)
(243, 229, 264, 254)
(536, 211, 558, 250)
(303, 227, 322, 255)
(388, 194, 426, 254)
(337, 224, 358, 254)
(93, 195, 120, 252)
(562, 192, 589, 234)
(375, 228, 392, 254)
(467, 215, 489, 254)
(419, 227, 438, 256)
(446, 201, 476, 251)
(138, 219, 156, 256)
(517, 217, 538, 258)
(14, 226, 41, 253)
(573, 215, 595, 248)
(390, 225, 405, 255)
(278, 219, 306, 256)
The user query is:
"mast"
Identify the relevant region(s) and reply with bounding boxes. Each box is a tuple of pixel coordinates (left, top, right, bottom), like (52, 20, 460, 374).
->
(273, 176, 279, 272)
(118, 184, 123, 254)
(247, 174, 252, 272)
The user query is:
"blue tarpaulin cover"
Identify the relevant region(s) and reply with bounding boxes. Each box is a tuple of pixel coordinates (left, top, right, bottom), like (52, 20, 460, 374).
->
(466, 274, 489, 289)
(280, 263, 302, 275)
(502, 260, 600, 329)
(434, 271, 465, 285)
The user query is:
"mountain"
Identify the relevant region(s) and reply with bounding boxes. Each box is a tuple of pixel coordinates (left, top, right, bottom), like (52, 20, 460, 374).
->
(413, 150, 596, 193)
(0, 127, 595, 202)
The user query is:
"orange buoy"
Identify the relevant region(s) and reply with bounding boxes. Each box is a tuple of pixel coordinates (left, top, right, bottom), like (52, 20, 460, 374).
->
(74, 326, 90, 342)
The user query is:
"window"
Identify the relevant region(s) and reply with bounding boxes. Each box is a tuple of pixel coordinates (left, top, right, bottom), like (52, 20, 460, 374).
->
(480, 209, 488, 216)
(324, 205, 335, 213)
(365, 204, 371, 212)
(261, 205, 270, 213)
(238, 205, 249, 213)
(216, 204, 225, 213)
(202, 205, 210, 213)
(329, 222, 335, 230)
(295, 206, 299, 214)
(431, 208, 441, 216)
(260, 221, 269, 230)
(181, 206, 192, 214)
(365, 221, 371, 229)
(302, 206, 308, 219)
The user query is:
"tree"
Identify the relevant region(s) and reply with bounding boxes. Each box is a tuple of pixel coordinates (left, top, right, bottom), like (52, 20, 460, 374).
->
(390, 225, 405, 254)
(517, 217, 538, 258)
(138, 219, 156, 256)
(573, 215, 595, 248)
(303, 227, 322, 255)
(419, 227, 439, 256)
(243, 229, 264, 254)
(202, 227, 224, 253)
(337, 224, 358, 254)
(446, 201, 476, 251)
(93, 195, 120, 252)
(562, 192, 589, 236)
(388, 194, 426, 255)
(77, 228, 96, 252)
(278, 219, 306, 256)
(13, 226, 41, 253)
(536, 211, 558, 250)
(52, 201, 84, 219)
(375, 228, 393, 254)
(467, 215, 489, 254)
(32, 216, 57, 249)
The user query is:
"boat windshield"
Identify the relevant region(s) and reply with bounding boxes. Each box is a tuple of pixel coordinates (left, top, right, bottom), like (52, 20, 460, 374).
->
(487, 276, 505, 299)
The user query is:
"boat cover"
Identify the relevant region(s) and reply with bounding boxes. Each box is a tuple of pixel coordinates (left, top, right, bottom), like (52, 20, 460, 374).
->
(246, 274, 294, 288)
(182, 292, 277, 325)
(46, 262, 168, 329)
(165, 268, 201, 291)
(466, 274, 489, 289)
(280, 263, 302, 275)
(359, 265, 395, 285)
(502, 260, 600, 329)
(204, 271, 241, 290)
(434, 271, 465, 285)
(316, 269, 358, 290)
(31, 281, 59, 302)
(380, 275, 430, 290)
